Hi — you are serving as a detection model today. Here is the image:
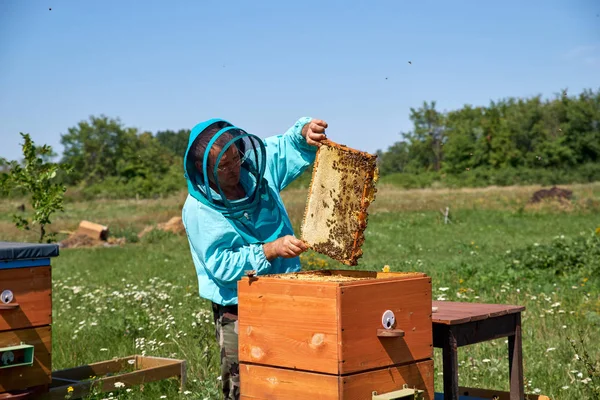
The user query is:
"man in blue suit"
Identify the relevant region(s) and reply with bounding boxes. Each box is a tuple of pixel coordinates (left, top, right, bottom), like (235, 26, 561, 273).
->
(182, 117, 328, 399)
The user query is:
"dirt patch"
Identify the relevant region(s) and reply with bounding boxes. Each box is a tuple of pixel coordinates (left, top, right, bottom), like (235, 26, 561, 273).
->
(59, 233, 126, 249)
(530, 186, 573, 204)
(138, 216, 185, 238)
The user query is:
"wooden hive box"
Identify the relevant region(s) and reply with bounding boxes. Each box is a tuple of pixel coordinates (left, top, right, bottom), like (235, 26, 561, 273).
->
(238, 270, 434, 399)
(0, 241, 58, 397)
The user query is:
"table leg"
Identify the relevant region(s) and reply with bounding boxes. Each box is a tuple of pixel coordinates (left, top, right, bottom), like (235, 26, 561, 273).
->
(442, 326, 459, 400)
(508, 313, 525, 400)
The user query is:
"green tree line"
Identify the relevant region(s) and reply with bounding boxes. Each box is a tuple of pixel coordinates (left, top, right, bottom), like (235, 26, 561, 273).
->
(53, 115, 190, 199)
(2, 87, 599, 200)
(375, 87, 600, 188)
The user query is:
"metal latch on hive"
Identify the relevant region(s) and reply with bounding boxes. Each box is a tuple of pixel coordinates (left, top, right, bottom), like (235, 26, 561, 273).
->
(372, 384, 424, 400)
(372, 384, 424, 399)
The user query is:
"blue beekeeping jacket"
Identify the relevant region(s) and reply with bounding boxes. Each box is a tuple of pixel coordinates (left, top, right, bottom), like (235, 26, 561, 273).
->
(182, 117, 316, 306)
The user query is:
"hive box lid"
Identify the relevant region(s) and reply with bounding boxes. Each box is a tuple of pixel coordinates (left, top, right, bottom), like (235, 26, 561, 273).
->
(0, 241, 59, 263)
(243, 269, 428, 285)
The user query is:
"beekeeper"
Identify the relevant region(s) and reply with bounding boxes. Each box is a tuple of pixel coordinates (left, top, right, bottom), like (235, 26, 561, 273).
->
(182, 117, 328, 399)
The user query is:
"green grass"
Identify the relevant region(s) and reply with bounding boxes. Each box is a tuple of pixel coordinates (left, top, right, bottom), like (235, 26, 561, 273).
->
(3, 183, 600, 399)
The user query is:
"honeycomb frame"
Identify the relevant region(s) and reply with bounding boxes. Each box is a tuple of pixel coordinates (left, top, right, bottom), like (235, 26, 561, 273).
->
(300, 139, 378, 266)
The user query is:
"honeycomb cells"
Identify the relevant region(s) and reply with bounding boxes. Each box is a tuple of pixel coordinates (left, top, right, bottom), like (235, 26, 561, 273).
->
(300, 140, 378, 266)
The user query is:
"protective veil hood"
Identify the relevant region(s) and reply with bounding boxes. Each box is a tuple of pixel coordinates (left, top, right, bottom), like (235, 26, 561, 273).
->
(184, 118, 291, 244)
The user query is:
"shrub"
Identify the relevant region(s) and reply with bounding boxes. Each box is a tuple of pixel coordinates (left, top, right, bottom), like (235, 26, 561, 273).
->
(505, 231, 600, 278)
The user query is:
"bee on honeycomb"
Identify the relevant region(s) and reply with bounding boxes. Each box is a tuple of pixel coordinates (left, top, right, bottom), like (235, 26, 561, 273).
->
(300, 140, 378, 266)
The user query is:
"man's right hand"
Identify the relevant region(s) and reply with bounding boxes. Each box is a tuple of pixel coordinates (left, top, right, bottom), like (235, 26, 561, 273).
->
(263, 235, 308, 261)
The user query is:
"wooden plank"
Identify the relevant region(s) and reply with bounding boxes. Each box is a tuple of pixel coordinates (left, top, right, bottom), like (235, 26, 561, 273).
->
(45, 360, 185, 400)
(239, 363, 339, 400)
(76, 221, 108, 241)
(136, 355, 181, 369)
(238, 278, 339, 374)
(0, 385, 48, 399)
(0, 267, 52, 332)
(458, 387, 550, 400)
(51, 356, 137, 381)
(452, 314, 518, 347)
(431, 311, 474, 325)
(433, 315, 518, 349)
(442, 326, 459, 400)
(508, 313, 524, 400)
(240, 360, 435, 400)
(269, 269, 427, 282)
(432, 302, 526, 318)
(339, 276, 433, 374)
(0, 326, 51, 392)
(432, 301, 525, 325)
(342, 360, 434, 400)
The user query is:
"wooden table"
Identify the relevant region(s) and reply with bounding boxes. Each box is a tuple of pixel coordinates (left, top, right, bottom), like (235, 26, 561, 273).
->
(432, 301, 526, 400)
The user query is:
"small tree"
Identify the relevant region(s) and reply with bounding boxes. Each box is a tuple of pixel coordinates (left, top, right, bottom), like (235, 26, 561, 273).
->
(0, 133, 72, 243)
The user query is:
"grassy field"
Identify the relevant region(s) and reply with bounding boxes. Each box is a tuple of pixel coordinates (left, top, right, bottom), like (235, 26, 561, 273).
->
(1, 183, 599, 399)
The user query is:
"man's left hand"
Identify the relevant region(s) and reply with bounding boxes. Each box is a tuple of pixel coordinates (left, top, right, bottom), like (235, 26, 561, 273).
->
(302, 119, 328, 147)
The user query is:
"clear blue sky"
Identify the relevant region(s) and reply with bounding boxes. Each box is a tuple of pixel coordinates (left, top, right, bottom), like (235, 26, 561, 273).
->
(1, 0, 599, 161)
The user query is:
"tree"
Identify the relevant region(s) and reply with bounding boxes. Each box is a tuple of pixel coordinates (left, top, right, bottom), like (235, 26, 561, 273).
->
(60, 115, 138, 185)
(405, 101, 447, 171)
(155, 129, 190, 158)
(0, 133, 71, 243)
(375, 87, 600, 184)
(376, 140, 411, 175)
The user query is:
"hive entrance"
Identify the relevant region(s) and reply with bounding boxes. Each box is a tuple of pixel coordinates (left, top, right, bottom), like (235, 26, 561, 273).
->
(300, 140, 378, 266)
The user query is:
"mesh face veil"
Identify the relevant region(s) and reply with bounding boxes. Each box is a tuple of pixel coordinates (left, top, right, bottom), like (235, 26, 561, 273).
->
(186, 121, 268, 219)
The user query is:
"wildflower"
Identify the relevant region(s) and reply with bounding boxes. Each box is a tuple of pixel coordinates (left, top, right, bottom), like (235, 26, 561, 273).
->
(114, 382, 125, 388)
(595, 226, 600, 236)
(382, 265, 390, 273)
(546, 347, 556, 352)
(67, 386, 74, 393)
(482, 359, 491, 363)
(100, 348, 108, 352)
(459, 279, 464, 284)
(561, 386, 569, 390)
(439, 287, 449, 292)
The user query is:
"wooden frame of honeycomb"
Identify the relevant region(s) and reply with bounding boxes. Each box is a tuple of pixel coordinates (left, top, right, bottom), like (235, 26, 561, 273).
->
(300, 139, 379, 266)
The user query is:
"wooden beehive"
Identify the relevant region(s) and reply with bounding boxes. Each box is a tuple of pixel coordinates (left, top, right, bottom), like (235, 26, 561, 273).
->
(300, 140, 378, 266)
(238, 270, 434, 399)
(0, 241, 58, 397)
